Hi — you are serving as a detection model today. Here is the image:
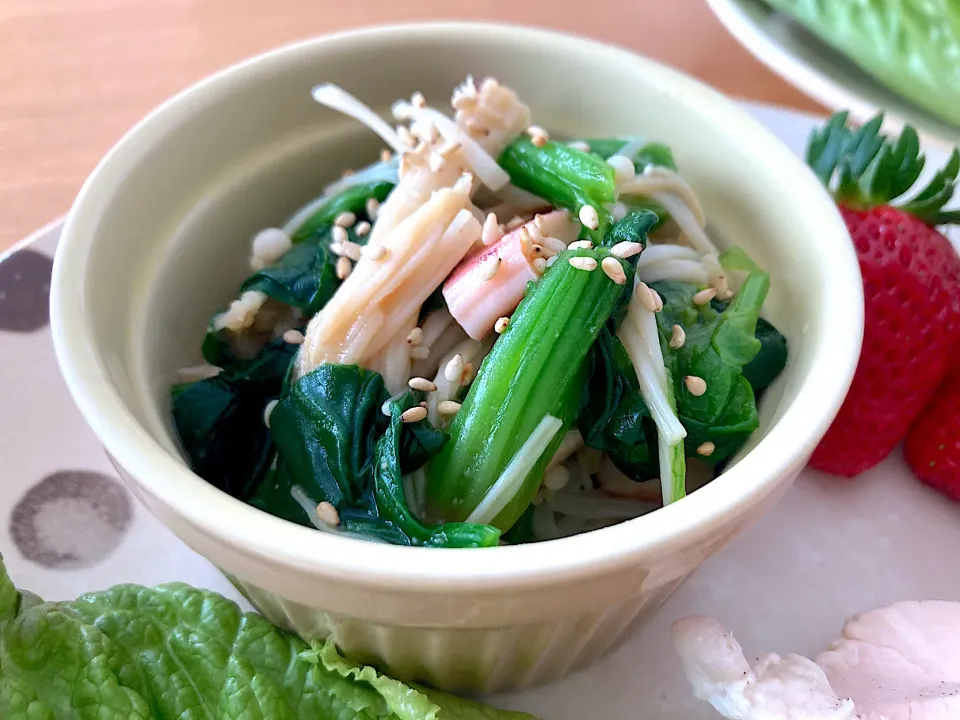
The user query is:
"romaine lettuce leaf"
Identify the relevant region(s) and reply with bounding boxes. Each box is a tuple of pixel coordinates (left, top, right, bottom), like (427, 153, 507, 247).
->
(0, 554, 534, 719)
(762, 0, 960, 128)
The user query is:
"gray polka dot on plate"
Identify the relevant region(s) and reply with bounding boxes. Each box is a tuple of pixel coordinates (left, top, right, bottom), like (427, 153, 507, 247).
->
(0, 249, 52, 333)
(9, 470, 133, 569)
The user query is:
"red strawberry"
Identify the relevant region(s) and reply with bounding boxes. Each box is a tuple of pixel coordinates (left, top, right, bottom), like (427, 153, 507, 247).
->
(905, 371, 960, 499)
(804, 113, 960, 477)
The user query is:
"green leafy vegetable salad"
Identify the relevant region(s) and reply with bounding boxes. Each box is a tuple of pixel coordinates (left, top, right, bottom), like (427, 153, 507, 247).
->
(171, 77, 788, 548)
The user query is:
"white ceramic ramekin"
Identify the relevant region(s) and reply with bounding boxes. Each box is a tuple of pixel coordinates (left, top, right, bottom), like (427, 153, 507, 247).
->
(50, 22, 862, 694)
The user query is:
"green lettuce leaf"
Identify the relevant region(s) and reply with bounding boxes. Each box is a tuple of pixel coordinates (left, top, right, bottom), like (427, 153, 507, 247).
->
(0, 553, 534, 719)
(761, 0, 960, 128)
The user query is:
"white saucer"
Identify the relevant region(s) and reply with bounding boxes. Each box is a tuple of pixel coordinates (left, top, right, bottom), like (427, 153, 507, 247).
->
(3, 103, 959, 719)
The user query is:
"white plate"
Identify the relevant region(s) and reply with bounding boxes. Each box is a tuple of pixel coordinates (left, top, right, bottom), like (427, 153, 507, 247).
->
(705, 0, 960, 151)
(3, 103, 960, 719)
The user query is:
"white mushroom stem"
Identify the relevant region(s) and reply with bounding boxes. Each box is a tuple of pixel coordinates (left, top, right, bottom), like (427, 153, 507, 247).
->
(619, 167, 707, 227)
(311, 84, 407, 154)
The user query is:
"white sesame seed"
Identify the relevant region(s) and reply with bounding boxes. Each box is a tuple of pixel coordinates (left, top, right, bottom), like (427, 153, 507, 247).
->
(568, 256, 598, 271)
(527, 124, 549, 139)
(519, 227, 534, 256)
(250, 256, 266, 272)
(335, 256, 352, 280)
(524, 221, 544, 244)
(507, 215, 526, 230)
(697, 441, 716, 457)
(531, 133, 548, 148)
(397, 125, 415, 147)
(412, 91, 426, 108)
(541, 236, 567, 255)
(252, 227, 292, 264)
(408, 377, 437, 392)
(365, 197, 380, 220)
(406, 327, 423, 346)
(331, 226, 348, 244)
(543, 465, 569, 491)
(444, 354, 464, 382)
(380, 149, 393, 163)
(601, 256, 627, 284)
(283, 329, 305, 345)
(669, 324, 686, 349)
(401, 406, 428, 423)
(480, 256, 501, 281)
(316, 501, 340, 526)
(361, 244, 386, 261)
(339, 240, 362, 261)
(482, 213, 502, 246)
(495, 316, 510, 333)
(568, 240, 594, 250)
(610, 241, 644, 259)
(438, 400, 462, 415)
(651, 288, 663, 312)
(263, 399, 279, 428)
(355, 221, 371, 237)
(693, 287, 717, 305)
(567, 141, 591, 153)
(334, 211, 356, 228)
(429, 152, 445, 172)
(533, 257, 547, 273)
(546, 255, 559, 268)
(685, 375, 707, 396)
(606, 154, 636, 184)
(637, 282, 659, 313)
(460, 362, 475, 384)
(419, 400, 428, 408)
(410, 346, 430, 360)
(578, 205, 600, 230)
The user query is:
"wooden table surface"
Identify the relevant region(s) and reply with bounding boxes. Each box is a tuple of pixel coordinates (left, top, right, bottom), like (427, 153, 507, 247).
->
(0, 0, 822, 251)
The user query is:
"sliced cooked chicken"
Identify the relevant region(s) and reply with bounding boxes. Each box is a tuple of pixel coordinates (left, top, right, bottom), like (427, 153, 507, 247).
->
(817, 601, 960, 720)
(673, 616, 858, 720)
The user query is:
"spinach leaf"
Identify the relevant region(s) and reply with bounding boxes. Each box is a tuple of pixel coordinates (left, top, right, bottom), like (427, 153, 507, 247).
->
(241, 235, 338, 316)
(290, 180, 393, 244)
(270, 364, 386, 507)
(376, 395, 502, 548)
(171, 338, 297, 500)
(743, 318, 789, 393)
(653, 275, 770, 465)
(0, 554, 534, 719)
(578, 328, 658, 481)
(266, 364, 499, 547)
(632, 142, 678, 172)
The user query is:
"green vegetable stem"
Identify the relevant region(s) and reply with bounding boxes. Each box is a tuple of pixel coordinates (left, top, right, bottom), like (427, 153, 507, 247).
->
(425, 212, 658, 531)
(498, 137, 617, 242)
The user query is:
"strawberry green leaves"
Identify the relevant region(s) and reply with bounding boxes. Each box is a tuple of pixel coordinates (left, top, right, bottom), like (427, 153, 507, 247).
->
(808, 111, 960, 226)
